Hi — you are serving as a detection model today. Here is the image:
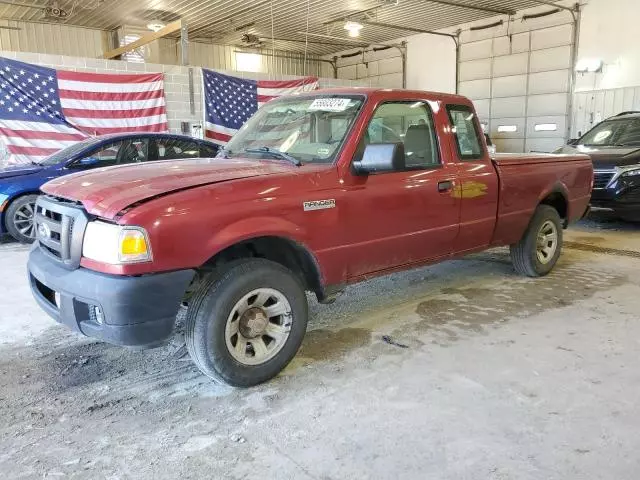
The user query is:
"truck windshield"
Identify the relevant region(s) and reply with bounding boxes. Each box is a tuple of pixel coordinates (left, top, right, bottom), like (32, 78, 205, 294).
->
(579, 118, 640, 147)
(221, 95, 365, 165)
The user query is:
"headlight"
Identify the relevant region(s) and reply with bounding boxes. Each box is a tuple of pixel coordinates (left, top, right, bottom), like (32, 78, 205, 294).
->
(82, 221, 152, 264)
(620, 166, 640, 177)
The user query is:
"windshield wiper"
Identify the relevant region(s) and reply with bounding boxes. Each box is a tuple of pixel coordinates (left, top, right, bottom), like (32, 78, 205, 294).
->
(243, 146, 301, 166)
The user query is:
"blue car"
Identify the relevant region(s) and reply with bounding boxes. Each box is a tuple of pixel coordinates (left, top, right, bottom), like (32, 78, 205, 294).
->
(0, 132, 219, 243)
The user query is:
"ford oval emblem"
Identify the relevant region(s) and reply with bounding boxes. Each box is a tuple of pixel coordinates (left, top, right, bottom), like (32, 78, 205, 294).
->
(38, 223, 51, 239)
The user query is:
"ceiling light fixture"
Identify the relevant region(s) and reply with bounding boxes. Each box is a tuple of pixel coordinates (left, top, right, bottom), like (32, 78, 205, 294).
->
(147, 20, 166, 32)
(344, 21, 363, 37)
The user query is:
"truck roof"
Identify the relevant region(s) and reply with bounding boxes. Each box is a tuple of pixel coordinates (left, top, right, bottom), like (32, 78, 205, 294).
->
(296, 87, 472, 104)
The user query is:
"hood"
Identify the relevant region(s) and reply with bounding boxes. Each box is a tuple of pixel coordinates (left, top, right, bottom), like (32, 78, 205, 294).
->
(557, 144, 640, 169)
(0, 164, 44, 180)
(41, 157, 296, 219)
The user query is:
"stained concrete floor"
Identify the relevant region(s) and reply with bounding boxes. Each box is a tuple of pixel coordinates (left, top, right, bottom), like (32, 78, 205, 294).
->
(1, 212, 640, 480)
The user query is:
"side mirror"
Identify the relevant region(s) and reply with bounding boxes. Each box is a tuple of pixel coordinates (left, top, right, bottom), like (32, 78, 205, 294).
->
(353, 143, 405, 175)
(567, 138, 580, 146)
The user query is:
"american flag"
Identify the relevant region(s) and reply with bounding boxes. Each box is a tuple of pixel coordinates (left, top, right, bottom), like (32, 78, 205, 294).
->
(203, 69, 318, 144)
(0, 57, 168, 165)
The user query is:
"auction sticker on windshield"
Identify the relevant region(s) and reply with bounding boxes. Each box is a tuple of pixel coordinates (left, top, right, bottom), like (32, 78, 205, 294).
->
(308, 98, 352, 112)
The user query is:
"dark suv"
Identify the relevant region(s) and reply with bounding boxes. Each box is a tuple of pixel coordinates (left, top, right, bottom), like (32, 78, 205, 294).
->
(557, 112, 640, 222)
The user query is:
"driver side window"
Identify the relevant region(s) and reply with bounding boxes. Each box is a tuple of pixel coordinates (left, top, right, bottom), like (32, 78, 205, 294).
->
(76, 141, 123, 168)
(361, 101, 440, 169)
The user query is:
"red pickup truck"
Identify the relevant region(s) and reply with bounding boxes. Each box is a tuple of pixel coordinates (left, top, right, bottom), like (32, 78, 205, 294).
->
(28, 88, 593, 386)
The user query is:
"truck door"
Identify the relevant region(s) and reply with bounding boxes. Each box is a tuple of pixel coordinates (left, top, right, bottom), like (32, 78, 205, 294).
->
(446, 104, 500, 252)
(343, 100, 460, 279)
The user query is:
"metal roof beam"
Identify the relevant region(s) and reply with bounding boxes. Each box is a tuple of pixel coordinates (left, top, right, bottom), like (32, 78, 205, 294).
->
(530, 1, 577, 11)
(357, 20, 457, 39)
(322, 6, 385, 26)
(262, 36, 372, 48)
(295, 31, 370, 46)
(187, 0, 269, 37)
(103, 19, 182, 59)
(423, 0, 515, 15)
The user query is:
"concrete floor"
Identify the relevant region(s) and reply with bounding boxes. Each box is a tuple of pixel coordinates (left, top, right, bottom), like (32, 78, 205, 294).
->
(1, 212, 640, 479)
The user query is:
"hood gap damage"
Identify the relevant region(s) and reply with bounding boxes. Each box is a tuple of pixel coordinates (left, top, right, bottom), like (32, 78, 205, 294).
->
(113, 176, 259, 219)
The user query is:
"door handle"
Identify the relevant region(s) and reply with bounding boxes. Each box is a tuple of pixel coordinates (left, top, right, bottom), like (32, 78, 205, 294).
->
(438, 180, 453, 193)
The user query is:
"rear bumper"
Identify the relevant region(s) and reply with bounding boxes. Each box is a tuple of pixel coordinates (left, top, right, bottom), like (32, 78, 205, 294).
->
(28, 245, 195, 348)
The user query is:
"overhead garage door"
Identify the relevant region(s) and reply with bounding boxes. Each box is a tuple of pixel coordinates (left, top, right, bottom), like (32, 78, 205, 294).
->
(458, 18, 575, 153)
(572, 87, 640, 138)
(336, 48, 404, 88)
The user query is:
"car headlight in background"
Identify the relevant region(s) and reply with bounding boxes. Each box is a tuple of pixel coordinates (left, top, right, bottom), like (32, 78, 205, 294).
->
(82, 221, 152, 264)
(620, 166, 640, 178)
(0, 193, 9, 212)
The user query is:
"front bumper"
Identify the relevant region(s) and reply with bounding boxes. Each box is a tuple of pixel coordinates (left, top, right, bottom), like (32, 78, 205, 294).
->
(28, 245, 195, 348)
(591, 184, 640, 219)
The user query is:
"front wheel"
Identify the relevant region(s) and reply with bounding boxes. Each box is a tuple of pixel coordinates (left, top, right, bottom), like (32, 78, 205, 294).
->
(510, 205, 563, 277)
(185, 259, 308, 387)
(5, 194, 39, 244)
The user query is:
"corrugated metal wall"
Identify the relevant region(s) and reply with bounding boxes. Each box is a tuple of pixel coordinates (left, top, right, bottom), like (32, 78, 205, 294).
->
(572, 87, 640, 138)
(0, 20, 106, 58)
(0, 20, 329, 77)
(188, 42, 328, 77)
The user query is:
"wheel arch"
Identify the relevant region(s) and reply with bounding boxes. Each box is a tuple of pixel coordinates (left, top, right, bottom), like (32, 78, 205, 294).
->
(199, 234, 325, 301)
(2, 191, 40, 231)
(538, 183, 569, 226)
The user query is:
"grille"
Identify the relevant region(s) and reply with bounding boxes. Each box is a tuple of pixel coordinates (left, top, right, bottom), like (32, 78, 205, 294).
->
(593, 171, 615, 189)
(34, 196, 89, 270)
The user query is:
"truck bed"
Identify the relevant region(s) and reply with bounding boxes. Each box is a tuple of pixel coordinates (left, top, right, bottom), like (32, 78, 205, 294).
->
(491, 152, 593, 246)
(493, 152, 590, 166)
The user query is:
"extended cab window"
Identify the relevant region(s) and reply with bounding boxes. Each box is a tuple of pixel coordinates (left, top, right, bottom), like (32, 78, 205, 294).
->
(363, 101, 439, 168)
(447, 105, 483, 160)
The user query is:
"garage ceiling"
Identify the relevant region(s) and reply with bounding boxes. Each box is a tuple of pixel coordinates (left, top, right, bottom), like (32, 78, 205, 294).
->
(0, 0, 550, 56)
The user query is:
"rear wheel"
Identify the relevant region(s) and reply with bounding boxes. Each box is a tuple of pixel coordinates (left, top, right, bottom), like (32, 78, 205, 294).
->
(5, 194, 38, 244)
(510, 205, 563, 277)
(185, 259, 308, 387)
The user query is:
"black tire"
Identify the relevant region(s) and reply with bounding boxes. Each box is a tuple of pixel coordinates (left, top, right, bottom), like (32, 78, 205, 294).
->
(185, 259, 308, 387)
(5, 194, 38, 244)
(510, 205, 563, 277)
